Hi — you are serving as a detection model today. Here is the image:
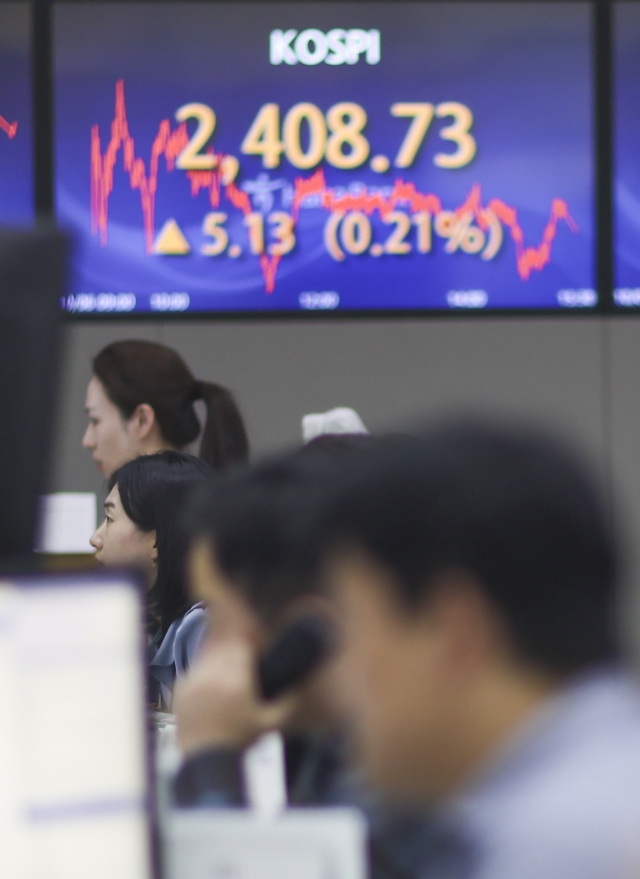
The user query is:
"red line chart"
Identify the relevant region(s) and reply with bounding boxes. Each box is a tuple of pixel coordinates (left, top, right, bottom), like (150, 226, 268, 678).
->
(458, 182, 578, 281)
(186, 167, 283, 293)
(90, 79, 189, 252)
(90, 80, 578, 294)
(290, 169, 578, 282)
(0, 115, 17, 139)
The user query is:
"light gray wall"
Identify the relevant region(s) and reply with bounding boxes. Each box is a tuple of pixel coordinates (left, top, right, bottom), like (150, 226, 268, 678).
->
(48, 315, 640, 646)
(50, 315, 611, 493)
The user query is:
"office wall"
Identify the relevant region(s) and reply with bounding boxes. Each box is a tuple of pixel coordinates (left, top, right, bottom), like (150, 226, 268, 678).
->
(50, 315, 610, 492)
(168, 317, 609, 457)
(48, 315, 640, 646)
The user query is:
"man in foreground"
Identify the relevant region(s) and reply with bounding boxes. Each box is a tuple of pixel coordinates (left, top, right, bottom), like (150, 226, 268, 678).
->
(318, 422, 640, 878)
(173, 443, 425, 879)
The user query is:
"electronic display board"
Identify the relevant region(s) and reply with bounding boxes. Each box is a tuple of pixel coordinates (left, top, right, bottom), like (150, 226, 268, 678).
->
(0, 2, 33, 225)
(54, 1, 595, 315)
(614, 1, 640, 307)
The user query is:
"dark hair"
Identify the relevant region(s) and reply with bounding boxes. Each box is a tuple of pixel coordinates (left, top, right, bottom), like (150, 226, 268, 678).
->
(187, 459, 324, 625)
(93, 340, 249, 470)
(300, 433, 382, 458)
(109, 451, 214, 633)
(300, 432, 409, 460)
(187, 437, 386, 625)
(321, 421, 620, 674)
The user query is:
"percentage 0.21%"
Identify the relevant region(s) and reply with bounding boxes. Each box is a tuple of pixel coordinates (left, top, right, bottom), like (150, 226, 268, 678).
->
(323, 208, 503, 261)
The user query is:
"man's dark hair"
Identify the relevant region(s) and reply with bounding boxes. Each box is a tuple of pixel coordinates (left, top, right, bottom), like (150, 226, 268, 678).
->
(322, 421, 620, 674)
(188, 435, 386, 625)
(187, 460, 323, 625)
(109, 450, 213, 633)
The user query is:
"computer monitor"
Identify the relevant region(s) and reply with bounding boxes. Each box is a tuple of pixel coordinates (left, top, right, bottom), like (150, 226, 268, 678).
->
(614, 0, 640, 307)
(0, 2, 33, 224)
(54, 1, 595, 315)
(0, 227, 69, 561)
(0, 571, 154, 878)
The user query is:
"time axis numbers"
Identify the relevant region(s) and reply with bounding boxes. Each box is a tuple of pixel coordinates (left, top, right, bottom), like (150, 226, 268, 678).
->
(174, 100, 476, 174)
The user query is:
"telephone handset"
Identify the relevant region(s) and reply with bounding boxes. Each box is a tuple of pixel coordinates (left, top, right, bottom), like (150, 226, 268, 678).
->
(257, 615, 336, 701)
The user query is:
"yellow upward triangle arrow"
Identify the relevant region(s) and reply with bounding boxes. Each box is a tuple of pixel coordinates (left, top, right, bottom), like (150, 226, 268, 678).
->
(153, 219, 191, 255)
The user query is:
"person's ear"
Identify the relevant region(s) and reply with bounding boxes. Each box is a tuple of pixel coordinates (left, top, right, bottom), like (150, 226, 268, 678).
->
(425, 571, 503, 677)
(147, 532, 159, 567)
(129, 403, 157, 440)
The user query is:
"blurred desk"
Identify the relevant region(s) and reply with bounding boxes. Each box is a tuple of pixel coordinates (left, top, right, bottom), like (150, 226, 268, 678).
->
(165, 808, 367, 879)
(39, 553, 99, 571)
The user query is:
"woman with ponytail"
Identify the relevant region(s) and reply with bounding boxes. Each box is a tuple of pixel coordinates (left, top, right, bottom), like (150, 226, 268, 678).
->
(82, 340, 249, 478)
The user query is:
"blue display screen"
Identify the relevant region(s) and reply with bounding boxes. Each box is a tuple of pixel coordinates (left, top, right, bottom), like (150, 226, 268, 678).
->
(614, 2, 640, 307)
(0, 2, 33, 225)
(54, 1, 595, 316)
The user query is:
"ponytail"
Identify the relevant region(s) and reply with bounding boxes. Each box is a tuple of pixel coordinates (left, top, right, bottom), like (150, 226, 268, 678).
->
(198, 382, 249, 470)
(93, 340, 250, 472)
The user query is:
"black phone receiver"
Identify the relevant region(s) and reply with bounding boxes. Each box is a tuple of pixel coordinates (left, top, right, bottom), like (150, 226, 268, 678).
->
(257, 615, 337, 701)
